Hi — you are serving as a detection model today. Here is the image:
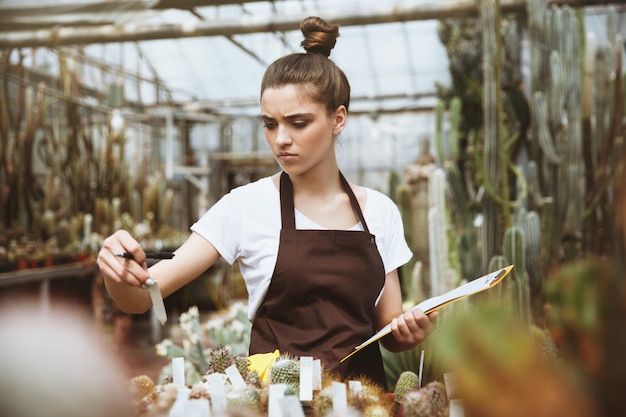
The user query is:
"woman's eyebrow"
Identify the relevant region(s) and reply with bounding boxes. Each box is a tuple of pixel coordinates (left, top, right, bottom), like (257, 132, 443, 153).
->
(260, 113, 312, 120)
(285, 112, 313, 119)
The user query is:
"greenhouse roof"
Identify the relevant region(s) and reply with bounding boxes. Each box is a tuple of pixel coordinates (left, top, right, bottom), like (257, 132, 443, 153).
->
(0, 0, 623, 116)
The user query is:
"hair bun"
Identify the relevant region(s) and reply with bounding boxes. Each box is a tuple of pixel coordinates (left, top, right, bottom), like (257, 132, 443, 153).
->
(299, 16, 339, 57)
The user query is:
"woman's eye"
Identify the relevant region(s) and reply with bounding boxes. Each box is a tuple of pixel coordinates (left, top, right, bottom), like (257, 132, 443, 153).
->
(263, 122, 275, 129)
(292, 121, 308, 128)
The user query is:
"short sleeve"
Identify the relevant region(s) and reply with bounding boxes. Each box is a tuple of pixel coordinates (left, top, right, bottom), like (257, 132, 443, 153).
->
(190, 192, 242, 265)
(363, 189, 413, 274)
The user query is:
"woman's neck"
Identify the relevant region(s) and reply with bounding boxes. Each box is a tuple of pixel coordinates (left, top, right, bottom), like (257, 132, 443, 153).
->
(276, 166, 365, 230)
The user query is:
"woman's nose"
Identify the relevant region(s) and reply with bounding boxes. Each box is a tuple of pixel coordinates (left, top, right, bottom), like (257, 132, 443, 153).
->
(274, 125, 292, 146)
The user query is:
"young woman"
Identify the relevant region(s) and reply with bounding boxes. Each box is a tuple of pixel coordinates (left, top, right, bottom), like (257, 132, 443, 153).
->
(97, 16, 437, 387)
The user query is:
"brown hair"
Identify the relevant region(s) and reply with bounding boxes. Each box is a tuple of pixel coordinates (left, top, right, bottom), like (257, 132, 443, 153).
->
(260, 16, 351, 113)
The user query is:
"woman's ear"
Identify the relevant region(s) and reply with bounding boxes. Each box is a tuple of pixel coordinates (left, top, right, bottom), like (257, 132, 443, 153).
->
(332, 105, 347, 136)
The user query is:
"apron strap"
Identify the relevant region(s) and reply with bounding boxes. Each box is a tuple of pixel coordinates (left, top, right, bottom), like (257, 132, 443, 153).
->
(339, 172, 370, 234)
(279, 171, 370, 233)
(280, 172, 296, 230)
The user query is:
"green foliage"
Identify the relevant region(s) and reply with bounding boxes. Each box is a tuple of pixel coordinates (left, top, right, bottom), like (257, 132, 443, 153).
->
(155, 303, 252, 383)
(436, 18, 483, 135)
(429, 0, 625, 335)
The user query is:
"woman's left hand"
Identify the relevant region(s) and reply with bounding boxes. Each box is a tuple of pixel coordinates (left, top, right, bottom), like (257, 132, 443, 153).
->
(390, 309, 439, 345)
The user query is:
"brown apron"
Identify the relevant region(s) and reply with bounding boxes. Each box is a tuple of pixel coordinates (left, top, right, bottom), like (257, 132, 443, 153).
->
(249, 171, 387, 387)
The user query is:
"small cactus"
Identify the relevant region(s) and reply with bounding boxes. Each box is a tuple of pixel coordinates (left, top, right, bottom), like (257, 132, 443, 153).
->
(129, 374, 156, 401)
(207, 346, 234, 374)
(349, 379, 389, 412)
(312, 386, 334, 417)
(394, 370, 419, 401)
(129, 374, 159, 416)
(364, 404, 391, 417)
(246, 370, 262, 388)
(227, 387, 262, 411)
(402, 390, 435, 417)
(401, 381, 448, 417)
(422, 381, 448, 411)
(189, 382, 210, 400)
(269, 355, 300, 393)
(235, 355, 251, 381)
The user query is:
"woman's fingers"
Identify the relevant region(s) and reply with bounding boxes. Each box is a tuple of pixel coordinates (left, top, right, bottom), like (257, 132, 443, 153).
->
(97, 231, 150, 287)
(109, 230, 146, 263)
(98, 251, 147, 288)
(391, 309, 438, 344)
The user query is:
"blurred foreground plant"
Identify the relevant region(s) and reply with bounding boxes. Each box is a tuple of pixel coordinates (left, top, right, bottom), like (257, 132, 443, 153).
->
(435, 300, 598, 417)
(544, 258, 626, 417)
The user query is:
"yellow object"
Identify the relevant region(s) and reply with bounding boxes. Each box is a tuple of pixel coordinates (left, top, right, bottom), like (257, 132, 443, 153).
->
(247, 349, 280, 383)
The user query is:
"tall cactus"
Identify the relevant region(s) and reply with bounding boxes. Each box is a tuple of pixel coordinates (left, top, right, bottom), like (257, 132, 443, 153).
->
(403, 138, 437, 300)
(526, 4, 577, 269)
(503, 226, 530, 325)
(487, 254, 510, 302)
(438, 96, 481, 281)
(522, 210, 544, 322)
(480, 0, 511, 270)
(444, 161, 480, 280)
(424, 0, 625, 331)
(434, 100, 446, 165)
(397, 183, 416, 299)
(529, 0, 549, 162)
(428, 168, 456, 296)
(562, 6, 585, 260)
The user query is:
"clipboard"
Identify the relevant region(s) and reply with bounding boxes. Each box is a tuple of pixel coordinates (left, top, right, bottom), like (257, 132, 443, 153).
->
(340, 264, 514, 363)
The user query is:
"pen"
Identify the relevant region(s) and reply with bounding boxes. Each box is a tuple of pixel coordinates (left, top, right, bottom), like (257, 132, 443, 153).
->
(115, 251, 175, 260)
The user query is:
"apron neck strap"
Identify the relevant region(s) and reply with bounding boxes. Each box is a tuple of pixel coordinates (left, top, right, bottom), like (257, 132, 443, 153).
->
(280, 172, 296, 229)
(279, 171, 370, 233)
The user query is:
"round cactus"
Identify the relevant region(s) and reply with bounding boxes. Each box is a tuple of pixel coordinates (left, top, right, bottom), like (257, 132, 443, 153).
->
(235, 355, 251, 381)
(401, 381, 448, 417)
(364, 404, 391, 417)
(189, 382, 210, 400)
(348, 378, 388, 412)
(227, 387, 261, 411)
(247, 370, 262, 388)
(269, 356, 300, 393)
(422, 381, 448, 412)
(130, 374, 156, 401)
(208, 346, 234, 374)
(401, 390, 434, 417)
(394, 370, 419, 401)
(312, 386, 334, 417)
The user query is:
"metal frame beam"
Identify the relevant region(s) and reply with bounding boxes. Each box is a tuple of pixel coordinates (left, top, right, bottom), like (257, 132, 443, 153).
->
(0, 0, 621, 48)
(0, 0, 270, 17)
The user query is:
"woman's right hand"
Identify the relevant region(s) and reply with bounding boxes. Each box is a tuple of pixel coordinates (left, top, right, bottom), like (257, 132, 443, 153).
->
(97, 229, 221, 314)
(97, 230, 151, 288)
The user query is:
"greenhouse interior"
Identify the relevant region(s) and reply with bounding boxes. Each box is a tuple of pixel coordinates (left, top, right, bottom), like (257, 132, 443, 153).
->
(1, 0, 625, 416)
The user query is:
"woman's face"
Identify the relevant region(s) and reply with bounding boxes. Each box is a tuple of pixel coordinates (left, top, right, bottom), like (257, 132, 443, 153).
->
(260, 84, 346, 177)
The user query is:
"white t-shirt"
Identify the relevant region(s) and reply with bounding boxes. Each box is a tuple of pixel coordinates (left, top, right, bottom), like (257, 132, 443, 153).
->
(191, 176, 413, 320)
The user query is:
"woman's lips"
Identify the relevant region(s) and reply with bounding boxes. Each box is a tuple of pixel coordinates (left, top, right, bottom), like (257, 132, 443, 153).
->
(278, 153, 296, 162)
